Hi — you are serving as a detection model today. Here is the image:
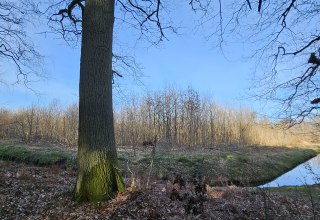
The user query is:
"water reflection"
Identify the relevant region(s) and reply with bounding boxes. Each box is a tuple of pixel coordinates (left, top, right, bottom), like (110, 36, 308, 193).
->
(260, 154, 320, 188)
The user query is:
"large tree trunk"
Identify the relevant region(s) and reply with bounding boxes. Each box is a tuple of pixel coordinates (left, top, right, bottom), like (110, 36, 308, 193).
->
(74, 0, 125, 202)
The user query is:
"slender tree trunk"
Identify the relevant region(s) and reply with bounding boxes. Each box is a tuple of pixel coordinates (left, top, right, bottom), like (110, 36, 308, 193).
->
(74, 0, 125, 202)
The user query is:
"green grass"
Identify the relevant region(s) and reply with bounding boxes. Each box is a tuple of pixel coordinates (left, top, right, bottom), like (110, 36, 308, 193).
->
(253, 184, 320, 204)
(0, 145, 76, 167)
(118, 146, 319, 187)
(0, 143, 319, 187)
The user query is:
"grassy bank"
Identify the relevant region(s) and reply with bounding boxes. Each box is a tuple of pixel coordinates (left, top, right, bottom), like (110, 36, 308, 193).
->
(0, 142, 319, 186)
(122, 145, 319, 186)
(0, 145, 76, 167)
(264, 185, 320, 203)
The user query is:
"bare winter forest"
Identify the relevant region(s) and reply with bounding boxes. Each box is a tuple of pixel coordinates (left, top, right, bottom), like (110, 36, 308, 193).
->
(1, 87, 320, 219)
(1, 0, 320, 218)
(1, 87, 318, 149)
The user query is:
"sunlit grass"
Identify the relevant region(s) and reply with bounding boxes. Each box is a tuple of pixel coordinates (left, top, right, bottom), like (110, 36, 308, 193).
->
(0, 143, 318, 187)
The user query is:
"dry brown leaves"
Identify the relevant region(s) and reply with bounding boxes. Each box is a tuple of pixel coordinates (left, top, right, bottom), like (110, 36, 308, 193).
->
(0, 161, 318, 219)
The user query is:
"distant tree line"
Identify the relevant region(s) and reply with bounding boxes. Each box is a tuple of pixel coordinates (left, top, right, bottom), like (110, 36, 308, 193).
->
(114, 87, 317, 148)
(0, 100, 78, 146)
(0, 88, 317, 148)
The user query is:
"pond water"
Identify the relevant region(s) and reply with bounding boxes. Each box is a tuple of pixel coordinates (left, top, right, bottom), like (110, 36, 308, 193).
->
(260, 154, 320, 188)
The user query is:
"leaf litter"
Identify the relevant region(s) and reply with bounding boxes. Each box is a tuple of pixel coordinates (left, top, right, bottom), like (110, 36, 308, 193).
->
(0, 160, 318, 219)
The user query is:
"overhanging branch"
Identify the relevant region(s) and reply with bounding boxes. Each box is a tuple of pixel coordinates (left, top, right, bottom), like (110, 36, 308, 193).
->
(54, 0, 84, 23)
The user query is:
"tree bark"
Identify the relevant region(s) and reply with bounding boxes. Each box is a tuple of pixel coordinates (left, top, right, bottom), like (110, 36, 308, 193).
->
(74, 0, 125, 202)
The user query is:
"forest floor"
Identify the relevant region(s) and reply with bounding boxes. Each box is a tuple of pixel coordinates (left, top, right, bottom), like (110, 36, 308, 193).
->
(1, 160, 319, 220)
(0, 140, 320, 219)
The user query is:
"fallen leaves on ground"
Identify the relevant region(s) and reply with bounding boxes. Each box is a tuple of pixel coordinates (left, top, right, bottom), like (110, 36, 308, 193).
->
(0, 161, 318, 219)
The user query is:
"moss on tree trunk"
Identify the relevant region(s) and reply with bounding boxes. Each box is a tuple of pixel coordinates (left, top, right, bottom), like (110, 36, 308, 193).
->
(74, 0, 125, 202)
(74, 150, 125, 202)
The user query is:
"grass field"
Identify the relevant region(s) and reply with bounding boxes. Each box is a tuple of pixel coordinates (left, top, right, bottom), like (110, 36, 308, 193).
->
(0, 140, 319, 187)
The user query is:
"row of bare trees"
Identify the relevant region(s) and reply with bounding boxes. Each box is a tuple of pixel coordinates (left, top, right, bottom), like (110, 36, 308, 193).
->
(0, 100, 78, 146)
(115, 87, 257, 148)
(115, 87, 317, 148)
(0, 88, 317, 148)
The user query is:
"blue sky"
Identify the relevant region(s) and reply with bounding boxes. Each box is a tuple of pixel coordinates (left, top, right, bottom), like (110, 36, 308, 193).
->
(0, 1, 260, 112)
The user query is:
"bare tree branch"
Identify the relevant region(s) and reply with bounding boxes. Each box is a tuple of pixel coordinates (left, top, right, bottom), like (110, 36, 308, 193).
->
(257, 0, 262, 13)
(45, 0, 177, 90)
(246, 0, 252, 10)
(193, 0, 319, 125)
(116, 0, 176, 44)
(0, 0, 43, 86)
